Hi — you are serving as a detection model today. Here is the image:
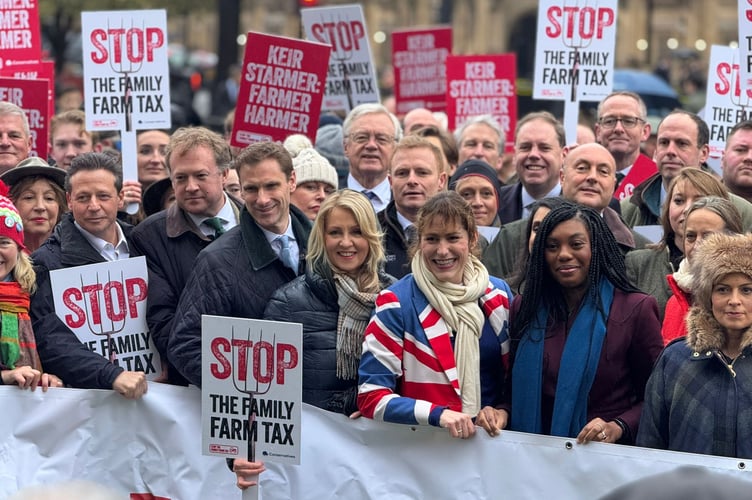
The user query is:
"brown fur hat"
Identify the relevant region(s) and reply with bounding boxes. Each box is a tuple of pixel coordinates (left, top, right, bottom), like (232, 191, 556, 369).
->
(689, 232, 752, 310)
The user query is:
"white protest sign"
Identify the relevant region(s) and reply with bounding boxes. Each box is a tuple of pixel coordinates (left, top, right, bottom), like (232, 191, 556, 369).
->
(49, 256, 162, 380)
(705, 45, 752, 160)
(202, 316, 302, 466)
(738, 0, 752, 94)
(301, 4, 380, 112)
(533, 0, 617, 142)
(81, 9, 171, 207)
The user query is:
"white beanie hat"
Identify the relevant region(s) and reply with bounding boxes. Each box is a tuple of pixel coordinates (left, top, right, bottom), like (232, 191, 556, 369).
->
(283, 134, 313, 158)
(292, 148, 338, 189)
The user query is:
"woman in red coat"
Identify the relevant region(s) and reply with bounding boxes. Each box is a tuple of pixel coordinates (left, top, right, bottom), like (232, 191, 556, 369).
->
(662, 196, 743, 343)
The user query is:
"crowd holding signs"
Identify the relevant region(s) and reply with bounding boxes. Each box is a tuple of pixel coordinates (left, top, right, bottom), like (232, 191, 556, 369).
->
(7, 0, 752, 498)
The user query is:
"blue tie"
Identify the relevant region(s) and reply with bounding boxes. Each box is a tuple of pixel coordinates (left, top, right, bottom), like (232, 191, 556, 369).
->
(362, 190, 378, 202)
(277, 234, 297, 272)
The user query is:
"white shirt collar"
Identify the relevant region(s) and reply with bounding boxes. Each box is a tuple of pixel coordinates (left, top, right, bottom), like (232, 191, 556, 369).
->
(520, 184, 561, 217)
(346, 174, 391, 212)
(74, 221, 130, 262)
(260, 216, 295, 246)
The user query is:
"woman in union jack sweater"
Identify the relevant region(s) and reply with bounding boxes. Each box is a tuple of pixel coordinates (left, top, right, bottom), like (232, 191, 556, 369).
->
(358, 191, 512, 439)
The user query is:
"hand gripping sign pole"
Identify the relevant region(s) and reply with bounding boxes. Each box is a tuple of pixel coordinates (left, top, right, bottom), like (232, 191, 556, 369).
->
(232, 326, 274, 500)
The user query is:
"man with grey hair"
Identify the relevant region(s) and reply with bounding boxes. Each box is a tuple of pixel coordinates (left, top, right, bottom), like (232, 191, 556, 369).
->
(342, 103, 402, 212)
(0, 101, 32, 174)
(454, 114, 505, 178)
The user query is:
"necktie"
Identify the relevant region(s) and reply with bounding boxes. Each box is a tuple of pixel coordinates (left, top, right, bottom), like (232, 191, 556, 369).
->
(204, 217, 225, 239)
(615, 172, 626, 188)
(277, 234, 297, 272)
(362, 190, 378, 202)
(405, 224, 418, 247)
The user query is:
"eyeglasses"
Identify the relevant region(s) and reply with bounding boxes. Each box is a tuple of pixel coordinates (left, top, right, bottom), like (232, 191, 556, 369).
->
(348, 131, 396, 147)
(599, 116, 645, 129)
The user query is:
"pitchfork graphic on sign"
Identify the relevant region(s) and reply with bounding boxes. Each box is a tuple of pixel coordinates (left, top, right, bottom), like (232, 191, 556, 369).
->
(729, 52, 752, 113)
(317, 13, 355, 111)
(232, 326, 274, 500)
(561, 0, 595, 103)
(107, 18, 143, 132)
(82, 271, 127, 363)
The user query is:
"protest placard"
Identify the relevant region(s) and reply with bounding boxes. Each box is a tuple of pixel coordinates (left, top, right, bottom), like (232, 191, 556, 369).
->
(229, 32, 330, 146)
(0, 59, 55, 119)
(202, 315, 302, 468)
(705, 44, 752, 160)
(0, 76, 48, 159)
(0, 0, 41, 68)
(446, 54, 516, 151)
(81, 9, 171, 190)
(738, 0, 752, 93)
(301, 4, 380, 113)
(533, 0, 617, 142)
(50, 256, 162, 380)
(392, 26, 451, 115)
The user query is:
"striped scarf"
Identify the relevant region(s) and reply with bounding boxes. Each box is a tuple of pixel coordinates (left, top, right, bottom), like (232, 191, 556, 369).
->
(0, 282, 40, 370)
(334, 274, 378, 380)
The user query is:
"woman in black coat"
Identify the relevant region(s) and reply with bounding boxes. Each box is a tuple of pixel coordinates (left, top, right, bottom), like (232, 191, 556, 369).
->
(264, 189, 394, 416)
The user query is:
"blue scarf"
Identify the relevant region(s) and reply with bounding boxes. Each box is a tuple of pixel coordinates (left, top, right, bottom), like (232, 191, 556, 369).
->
(511, 278, 614, 437)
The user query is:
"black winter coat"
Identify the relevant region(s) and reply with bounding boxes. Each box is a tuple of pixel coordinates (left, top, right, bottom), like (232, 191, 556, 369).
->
(378, 202, 411, 279)
(167, 206, 311, 387)
(129, 198, 242, 385)
(30, 213, 132, 389)
(264, 268, 394, 416)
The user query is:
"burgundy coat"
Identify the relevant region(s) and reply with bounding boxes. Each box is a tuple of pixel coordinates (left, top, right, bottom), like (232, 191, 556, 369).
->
(509, 289, 663, 443)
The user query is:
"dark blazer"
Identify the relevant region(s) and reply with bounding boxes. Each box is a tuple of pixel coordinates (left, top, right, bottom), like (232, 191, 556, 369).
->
(30, 213, 133, 389)
(167, 205, 311, 387)
(129, 196, 243, 385)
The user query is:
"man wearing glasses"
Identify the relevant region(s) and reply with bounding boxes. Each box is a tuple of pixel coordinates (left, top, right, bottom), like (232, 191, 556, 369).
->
(342, 103, 402, 212)
(594, 91, 656, 201)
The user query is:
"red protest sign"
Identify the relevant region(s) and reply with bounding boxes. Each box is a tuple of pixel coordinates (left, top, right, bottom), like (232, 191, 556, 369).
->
(446, 54, 517, 151)
(0, 59, 55, 119)
(231, 32, 331, 146)
(392, 27, 452, 115)
(0, 76, 48, 159)
(0, 0, 42, 68)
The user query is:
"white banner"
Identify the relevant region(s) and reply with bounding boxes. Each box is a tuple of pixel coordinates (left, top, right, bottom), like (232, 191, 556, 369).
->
(50, 257, 162, 380)
(2, 385, 752, 499)
(738, 0, 752, 93)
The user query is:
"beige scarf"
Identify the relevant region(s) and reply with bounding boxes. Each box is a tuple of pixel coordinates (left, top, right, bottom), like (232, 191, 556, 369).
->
(411, 251, 488, 415)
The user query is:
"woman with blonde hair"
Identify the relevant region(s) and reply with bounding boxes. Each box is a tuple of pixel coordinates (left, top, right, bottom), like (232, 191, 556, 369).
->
(264, 188, 394, 414)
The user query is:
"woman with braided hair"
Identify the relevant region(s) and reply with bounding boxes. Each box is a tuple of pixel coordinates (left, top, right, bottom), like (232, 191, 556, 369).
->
(508, 201, 662, 445)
